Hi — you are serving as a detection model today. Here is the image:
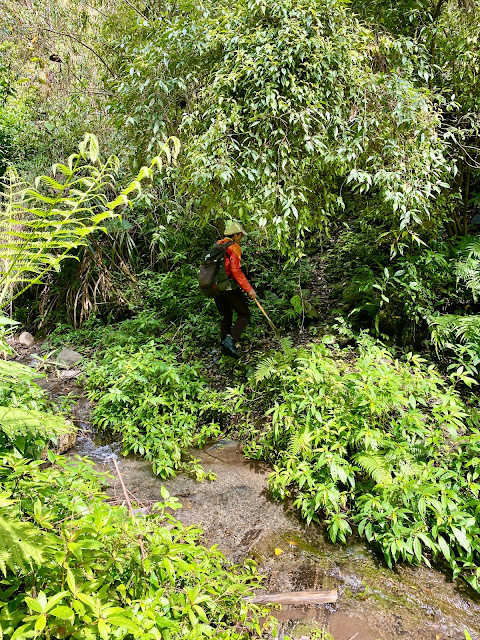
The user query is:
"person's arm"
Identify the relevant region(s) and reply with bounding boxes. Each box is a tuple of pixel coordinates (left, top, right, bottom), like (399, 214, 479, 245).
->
(228, 244, 256, 298)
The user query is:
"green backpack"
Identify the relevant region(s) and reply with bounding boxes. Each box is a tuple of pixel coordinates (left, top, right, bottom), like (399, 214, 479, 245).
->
(198, 241, 235, 297)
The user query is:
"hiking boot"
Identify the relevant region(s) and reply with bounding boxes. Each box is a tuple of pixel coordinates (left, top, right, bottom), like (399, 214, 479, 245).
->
(221, 335, 239, 359)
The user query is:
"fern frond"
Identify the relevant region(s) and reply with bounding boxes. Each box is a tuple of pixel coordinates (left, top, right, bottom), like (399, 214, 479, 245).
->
(0, 515, 44, 576)
(429, 314, 480, 348)
(454, 238, 480, 302)
(280, 336, 293, 353)
(287, 427, 312, 457)
(254, 356, 278, 382)
(354, 453, 392, 485)
(0, 406, 72, 442)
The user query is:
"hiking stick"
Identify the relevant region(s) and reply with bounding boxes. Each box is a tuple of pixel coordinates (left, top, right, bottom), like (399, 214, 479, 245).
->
(254, 298, 280, 339)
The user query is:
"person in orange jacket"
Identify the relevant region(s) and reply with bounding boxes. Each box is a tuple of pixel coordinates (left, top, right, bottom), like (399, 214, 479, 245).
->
(215, 221, 256, 358)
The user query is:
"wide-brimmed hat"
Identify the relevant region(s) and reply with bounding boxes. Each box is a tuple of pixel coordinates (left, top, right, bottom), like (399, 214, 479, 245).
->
(224, 220, 248, 236)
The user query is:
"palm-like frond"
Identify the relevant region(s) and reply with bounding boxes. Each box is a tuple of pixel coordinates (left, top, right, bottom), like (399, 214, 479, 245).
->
(254, 356, 278, 382)
(280, 336, 294, 353)
(430, 314, 480, 348)
(454, 237, 480, 301)
(0, 133, 180, 310)
(0, 406, 71, 443)
(287, 427, 312, 457)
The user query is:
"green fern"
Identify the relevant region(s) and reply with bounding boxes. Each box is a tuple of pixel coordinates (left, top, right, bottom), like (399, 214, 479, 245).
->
(429, 238, 480, 349)
(254, 356, 278, 382)
(430, 314, 480, 348)
(280, 336, 294, 353)
(287, 427, 312, 457)
(0, 406, 72, 442)
(354, 453, 392, 485)
(0, 515, 44, 576)
(455, 238, 480, 301)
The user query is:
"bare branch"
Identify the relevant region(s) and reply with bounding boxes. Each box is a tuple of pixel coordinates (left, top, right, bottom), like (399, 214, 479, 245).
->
(39, 27, 117, 78)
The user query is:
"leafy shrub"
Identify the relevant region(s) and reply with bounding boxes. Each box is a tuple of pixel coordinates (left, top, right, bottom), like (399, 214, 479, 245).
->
(234, 335, 480, 591)
(86, 341, 227, 477)
(0, 453, 272, 639)
(341, 243, 455, 341)
(134, 267, 219, 344)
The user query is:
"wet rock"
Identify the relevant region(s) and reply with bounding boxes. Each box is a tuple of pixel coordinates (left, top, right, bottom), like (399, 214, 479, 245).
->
(55, 428, 77, 454)
(57, 348, 82, 367)
(342, 574, 366, 594)
(18, 331, 35, 347)
(205, 439, 240, 463)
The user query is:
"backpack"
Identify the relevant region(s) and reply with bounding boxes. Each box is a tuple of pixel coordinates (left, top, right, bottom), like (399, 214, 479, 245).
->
(198, 241, 235, 298)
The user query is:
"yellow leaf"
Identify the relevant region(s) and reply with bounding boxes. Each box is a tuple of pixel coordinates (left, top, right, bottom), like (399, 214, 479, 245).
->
(274, 548, 283, 556)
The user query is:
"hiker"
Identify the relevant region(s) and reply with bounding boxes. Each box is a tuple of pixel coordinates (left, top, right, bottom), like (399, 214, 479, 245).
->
(214, 221, 256, 358)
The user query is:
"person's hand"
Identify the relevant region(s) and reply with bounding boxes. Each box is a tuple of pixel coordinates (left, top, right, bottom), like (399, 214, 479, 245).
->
(248, 289, 257, 300)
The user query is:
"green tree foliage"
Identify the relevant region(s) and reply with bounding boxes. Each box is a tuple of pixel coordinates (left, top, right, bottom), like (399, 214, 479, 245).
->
(108, 0, 452, 255)
(353, 0, 480, 235)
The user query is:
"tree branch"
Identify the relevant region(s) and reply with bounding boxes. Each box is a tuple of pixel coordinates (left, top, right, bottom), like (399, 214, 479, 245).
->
(39, 27, 117, 78)
(124, 0, 148, 21)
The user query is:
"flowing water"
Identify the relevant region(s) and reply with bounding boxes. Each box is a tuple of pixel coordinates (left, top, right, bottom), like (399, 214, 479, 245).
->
(70, 413, 480, 640)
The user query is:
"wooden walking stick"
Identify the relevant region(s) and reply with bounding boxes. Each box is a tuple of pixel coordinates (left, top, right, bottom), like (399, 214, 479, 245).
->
(254, 298, 280, 339)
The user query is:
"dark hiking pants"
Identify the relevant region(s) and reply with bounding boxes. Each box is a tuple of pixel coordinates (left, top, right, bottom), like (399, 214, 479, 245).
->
(214, 289, 251, 343)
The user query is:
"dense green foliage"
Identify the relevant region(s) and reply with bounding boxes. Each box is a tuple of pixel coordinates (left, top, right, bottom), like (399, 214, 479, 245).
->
(2, 0, 480, 630)
(236, 334, 480, 590)
(0, 353, 271, 639)
(0, 453, 270, 639)
(86, 341, 225, 478)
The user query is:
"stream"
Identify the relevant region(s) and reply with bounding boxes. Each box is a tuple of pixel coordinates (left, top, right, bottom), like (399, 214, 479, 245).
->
(69, 405, 480, 640)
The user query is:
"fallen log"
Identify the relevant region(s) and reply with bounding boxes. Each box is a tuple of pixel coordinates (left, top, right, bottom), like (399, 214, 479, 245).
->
(246, 589, 337, 605)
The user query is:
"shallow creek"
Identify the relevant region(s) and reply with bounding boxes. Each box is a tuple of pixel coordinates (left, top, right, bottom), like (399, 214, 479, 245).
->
(69, 416, 480, 640)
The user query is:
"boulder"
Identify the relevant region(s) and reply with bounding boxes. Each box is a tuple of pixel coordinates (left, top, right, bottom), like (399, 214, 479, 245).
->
(57, 348, 82, 367)
(18, 331, 35, 347)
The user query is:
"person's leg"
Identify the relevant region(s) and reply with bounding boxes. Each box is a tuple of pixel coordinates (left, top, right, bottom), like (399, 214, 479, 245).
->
(214, 294, 233, 341)
(227, 290, 251, 343)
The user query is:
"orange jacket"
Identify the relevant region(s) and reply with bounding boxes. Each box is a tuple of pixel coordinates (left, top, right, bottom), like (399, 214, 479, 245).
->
(217, 238, 253, 293)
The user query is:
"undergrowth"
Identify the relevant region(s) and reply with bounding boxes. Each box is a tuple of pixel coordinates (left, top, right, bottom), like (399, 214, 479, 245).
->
(232, 333, 480, 592)
(0, 452, 272, 640)
(85, 341, 227, 478)
(0, 348, 272, 640)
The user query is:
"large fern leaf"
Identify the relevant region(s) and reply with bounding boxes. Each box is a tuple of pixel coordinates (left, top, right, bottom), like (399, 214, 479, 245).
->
(0, 515, 44, 576)
(454, 237, 480, 301)
(287, 427, 312, 457)
(0, 406, 72, 442)
(430, 314, 480, 348)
